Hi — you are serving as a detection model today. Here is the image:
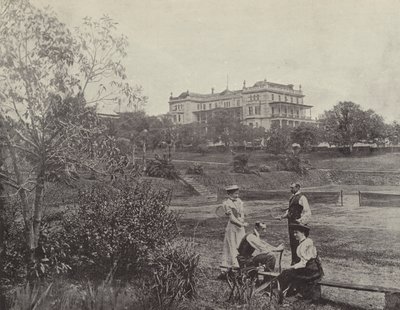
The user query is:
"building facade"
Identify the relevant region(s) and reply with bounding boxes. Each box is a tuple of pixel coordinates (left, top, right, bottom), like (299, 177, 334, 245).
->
(168, 79, 315, 129)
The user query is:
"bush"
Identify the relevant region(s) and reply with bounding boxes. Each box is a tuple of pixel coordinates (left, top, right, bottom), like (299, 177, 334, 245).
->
(197, 144, 209, 155)
(232, 153, 250, 173)
(150, 240, 200, 309)
(146, 158, 179, 180)
(186, 163, 204, 175)
(277, 154, 311, 176)
(259, 165, 272, 172)
(59, 180, 179, 280)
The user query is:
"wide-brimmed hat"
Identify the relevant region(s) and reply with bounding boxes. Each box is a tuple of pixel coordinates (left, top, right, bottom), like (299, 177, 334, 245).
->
(225, 185, 239, 191)
(289, 223, 310, 233)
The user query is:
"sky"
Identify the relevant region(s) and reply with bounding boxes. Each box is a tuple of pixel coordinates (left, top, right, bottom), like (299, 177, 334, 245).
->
(31, 0, 400, 122)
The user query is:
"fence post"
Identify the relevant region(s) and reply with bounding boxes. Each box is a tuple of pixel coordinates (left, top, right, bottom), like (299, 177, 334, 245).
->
(358, 191, 361, 207)
(340, 190, 343, 206)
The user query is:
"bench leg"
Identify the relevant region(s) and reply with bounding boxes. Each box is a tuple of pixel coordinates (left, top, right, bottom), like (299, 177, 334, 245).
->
(385, 292, 400, 310)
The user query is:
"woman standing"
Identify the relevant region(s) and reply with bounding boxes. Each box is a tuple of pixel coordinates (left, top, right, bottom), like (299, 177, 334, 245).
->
(275, 223, 324, 302)
(220, 185, 248, 269)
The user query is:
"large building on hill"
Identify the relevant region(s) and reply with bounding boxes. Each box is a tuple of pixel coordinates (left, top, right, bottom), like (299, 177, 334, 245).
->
(168, 79, 315, 129)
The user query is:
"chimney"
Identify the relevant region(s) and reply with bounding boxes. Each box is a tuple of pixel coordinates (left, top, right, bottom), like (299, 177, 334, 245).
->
(243, 80, 246, 89)
(211, 87, 214, 94)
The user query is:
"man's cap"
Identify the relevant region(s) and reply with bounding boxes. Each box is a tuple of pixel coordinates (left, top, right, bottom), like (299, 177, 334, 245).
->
(225, 185, 239, 191)
(255, 221, 267, 229)
(289, 223, 310, 233)
(290, 182, 301, 188)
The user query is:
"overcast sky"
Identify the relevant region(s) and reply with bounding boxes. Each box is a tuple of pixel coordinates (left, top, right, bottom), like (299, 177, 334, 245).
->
(32, 0, 400, 122)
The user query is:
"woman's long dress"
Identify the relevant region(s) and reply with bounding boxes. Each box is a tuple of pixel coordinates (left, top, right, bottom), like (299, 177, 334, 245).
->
(221, 198, 245, 268)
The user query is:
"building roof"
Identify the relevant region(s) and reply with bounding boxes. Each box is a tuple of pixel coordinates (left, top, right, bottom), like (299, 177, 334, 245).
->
(170, 88, 241, 103)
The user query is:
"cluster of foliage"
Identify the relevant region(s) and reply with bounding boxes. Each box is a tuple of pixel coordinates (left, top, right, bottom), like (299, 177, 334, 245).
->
(320, 101, 387, 152)
(265, 123, 322, 155)
(150, 241, 200, 309)
(146, 157, 179, 180)
(60, 180, 179, 280)
(186, 163, 204, 175)
(277, 154, 311, 176)
(206, 110, 266, 148)
(9, 241, 200, 310)
(232, 153, 260, 176)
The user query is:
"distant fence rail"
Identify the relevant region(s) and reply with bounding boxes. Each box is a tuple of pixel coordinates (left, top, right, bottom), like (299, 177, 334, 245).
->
(218, 190, 341, 204)
(359, 191, 400, 207)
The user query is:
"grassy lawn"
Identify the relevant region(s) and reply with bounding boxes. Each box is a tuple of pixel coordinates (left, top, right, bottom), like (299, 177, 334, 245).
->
(178, 200, 400, 310)
(166, 150, 400, 172)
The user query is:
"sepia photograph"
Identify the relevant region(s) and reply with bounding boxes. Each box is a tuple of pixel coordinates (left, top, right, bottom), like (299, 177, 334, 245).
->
(1, 0, 400, 309)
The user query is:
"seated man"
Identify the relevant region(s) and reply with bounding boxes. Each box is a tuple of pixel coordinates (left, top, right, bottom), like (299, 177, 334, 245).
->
(237, 222, 284, 272)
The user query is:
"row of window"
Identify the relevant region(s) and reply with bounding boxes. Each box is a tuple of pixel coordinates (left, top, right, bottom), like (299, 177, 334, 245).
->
(249, 93, 302, 104)
(272, 107, 301, 116)
(197, 100, 241, 111)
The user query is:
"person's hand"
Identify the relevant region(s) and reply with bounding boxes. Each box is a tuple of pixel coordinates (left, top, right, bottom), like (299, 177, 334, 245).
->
(242, 222, 249, 227)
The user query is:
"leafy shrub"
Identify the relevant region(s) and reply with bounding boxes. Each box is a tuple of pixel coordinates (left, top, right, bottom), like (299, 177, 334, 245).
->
(60, 180, 179, 280)
(186, 163, 204, 175)
(150, 240, 200, 309)
(277, 154, 311, 176)
(146, 158, 179, 180)
(197, 144, 209, 155)
(10, 283, 53, 310)
(232, 153, 250, 173)
(259, 165, 272, 172)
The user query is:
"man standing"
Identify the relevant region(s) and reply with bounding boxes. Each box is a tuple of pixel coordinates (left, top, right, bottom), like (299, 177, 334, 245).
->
(280, 183, 311, 265)
(237, 222, 284, 272)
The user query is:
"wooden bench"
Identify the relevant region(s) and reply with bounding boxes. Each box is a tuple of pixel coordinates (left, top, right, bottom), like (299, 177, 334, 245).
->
(318, 280, 400, 310)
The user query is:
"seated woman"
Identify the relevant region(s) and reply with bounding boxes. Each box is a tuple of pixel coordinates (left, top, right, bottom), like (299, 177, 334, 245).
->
(275, 223, 324, 302)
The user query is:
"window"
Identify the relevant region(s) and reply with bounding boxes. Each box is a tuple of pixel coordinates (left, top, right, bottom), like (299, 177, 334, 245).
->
(237, 100, 240, 106)
(272, 94, 274, 101)
(248, 107, 253, 115)
(255, 106, 260, 115)
(291, 97, 293, 103)
(272, 107, 275, 115)
(279, 95, 281, 101)
(296, 98, 299, 104)
(255, 122, 259, 127)
(178, 115, 181, 122)
(173, 115, 177, 122)
(197, 104, 200, 110)
(215, 102, 217, 108)
(209, 103, 212, 109)
(249, 123, 253, 128)
(285, 96, 288, 102)
(203, 104, 206, 110)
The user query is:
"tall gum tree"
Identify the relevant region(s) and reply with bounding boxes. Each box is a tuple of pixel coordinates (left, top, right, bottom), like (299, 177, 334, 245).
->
(0, 0, 145, 279)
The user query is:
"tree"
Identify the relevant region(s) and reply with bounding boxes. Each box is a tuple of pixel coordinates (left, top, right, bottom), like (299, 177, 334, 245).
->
(0, 2, 144, 279)
(207, 109, 239, 147)
(265, 123, 292, 154)
(321, 102, 386, 152)
(290, 123, 321, 151)
(176, 123, 206, 148)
